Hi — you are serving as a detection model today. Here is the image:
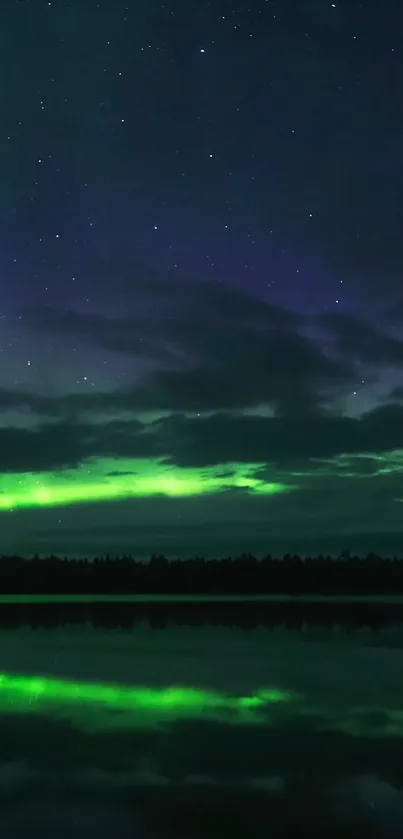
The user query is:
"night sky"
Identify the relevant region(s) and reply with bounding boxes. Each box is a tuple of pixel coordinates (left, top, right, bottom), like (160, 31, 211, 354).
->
(1, 0, 403, 558)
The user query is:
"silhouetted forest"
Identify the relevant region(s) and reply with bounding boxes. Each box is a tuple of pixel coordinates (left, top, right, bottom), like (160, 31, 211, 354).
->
(0, 551, 403, 595)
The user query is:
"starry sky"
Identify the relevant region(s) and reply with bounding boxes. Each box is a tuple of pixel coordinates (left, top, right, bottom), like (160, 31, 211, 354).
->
(2, 0, 403, 559)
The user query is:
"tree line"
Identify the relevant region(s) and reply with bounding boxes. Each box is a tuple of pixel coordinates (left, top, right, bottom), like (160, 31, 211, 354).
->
(0, 551, 401, 594)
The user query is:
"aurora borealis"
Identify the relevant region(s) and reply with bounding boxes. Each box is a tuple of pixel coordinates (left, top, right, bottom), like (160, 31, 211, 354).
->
(2, 0, 403, 557)
(0, 458, 292, 511)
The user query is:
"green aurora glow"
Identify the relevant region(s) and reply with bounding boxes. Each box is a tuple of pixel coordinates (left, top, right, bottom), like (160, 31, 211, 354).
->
(0, 457, 296, 510)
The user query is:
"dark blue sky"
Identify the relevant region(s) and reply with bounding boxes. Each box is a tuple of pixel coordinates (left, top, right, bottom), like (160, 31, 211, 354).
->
(1, 0, 403, 557)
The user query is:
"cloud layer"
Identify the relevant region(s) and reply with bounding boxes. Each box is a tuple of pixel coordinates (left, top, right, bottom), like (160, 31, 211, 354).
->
(0, 277, 401, 473)
(1, 277, 403, 552)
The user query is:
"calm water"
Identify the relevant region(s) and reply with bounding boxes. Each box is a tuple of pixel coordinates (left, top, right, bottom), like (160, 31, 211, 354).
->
(1, 615, 403, 837)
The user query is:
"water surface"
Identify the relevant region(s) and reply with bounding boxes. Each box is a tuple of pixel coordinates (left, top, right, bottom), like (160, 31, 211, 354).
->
(0, 618, 402, 837)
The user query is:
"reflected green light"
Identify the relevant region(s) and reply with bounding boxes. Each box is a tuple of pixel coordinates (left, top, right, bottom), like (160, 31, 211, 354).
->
(0, 672, 294, 710)
(0, 672, 296, 729)
(0, 457, 296, 510)
(0, 671, 401, 739)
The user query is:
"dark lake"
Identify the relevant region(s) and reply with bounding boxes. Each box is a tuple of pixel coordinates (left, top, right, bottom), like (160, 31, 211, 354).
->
(0, 596, 403, 838)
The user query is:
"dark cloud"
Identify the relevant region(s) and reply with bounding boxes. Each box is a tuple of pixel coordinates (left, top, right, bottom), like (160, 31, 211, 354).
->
(22, 280, 352, 416)
(389, 386, 403, 402)
(0, 387, 61, 417)
(3, 281, 403, 483)
(128, 327, 348, 415)
(321, 312, 403, 366)
(106, 470, 138, 477)
(1, 402, 403, 474)
(153, 404, 403, 468)
(0, 386, 140, 419)
(0, 419, 149, 473)
(24, 276, 301, 346)
(23, 306, 176, 364)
